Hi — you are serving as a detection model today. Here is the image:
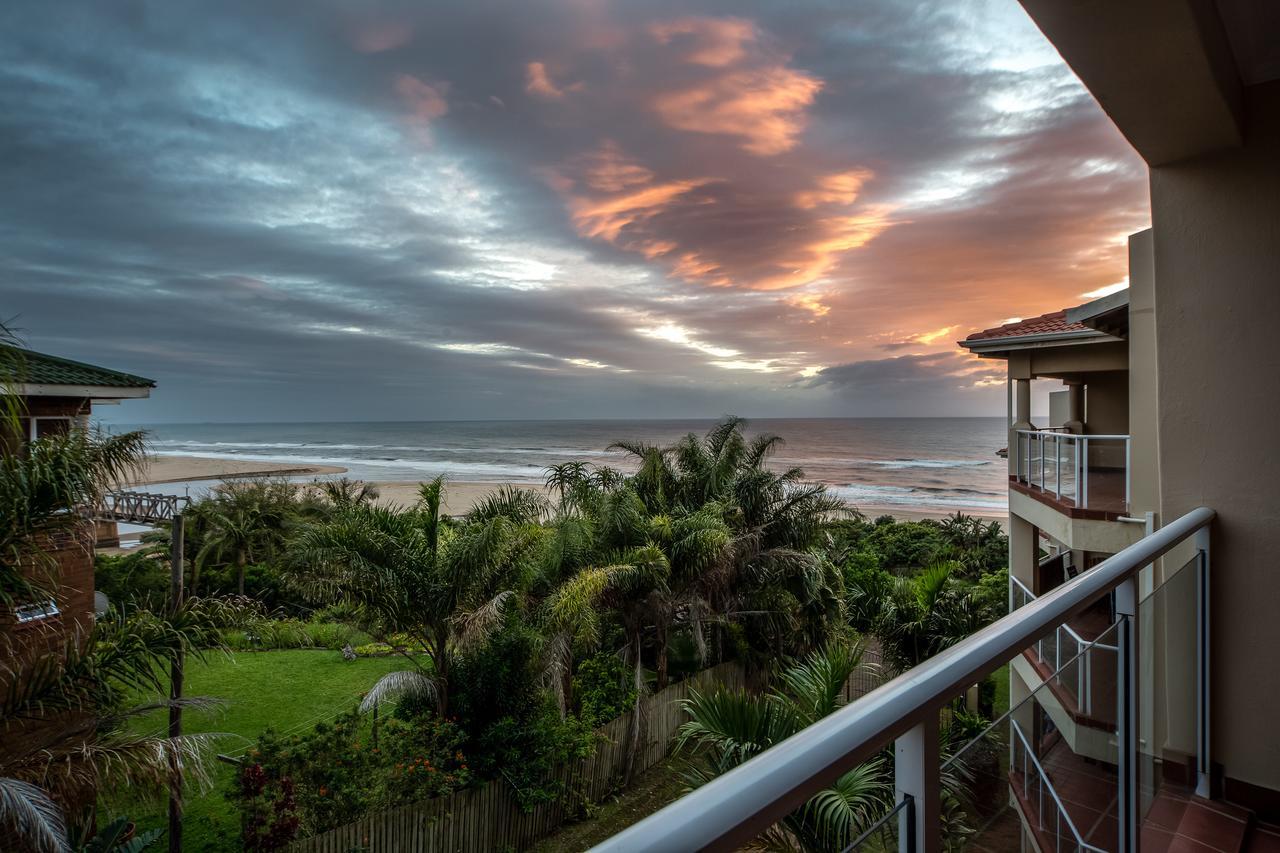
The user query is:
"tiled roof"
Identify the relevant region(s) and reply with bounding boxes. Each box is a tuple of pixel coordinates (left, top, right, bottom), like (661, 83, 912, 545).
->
(962, 309, 1093, 343)
(1, 345, 155, 389)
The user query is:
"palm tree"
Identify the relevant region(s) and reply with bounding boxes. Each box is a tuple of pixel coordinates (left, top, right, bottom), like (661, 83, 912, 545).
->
(314, 477, 380, 510)
(1, 429, 147, 608)
(868, 562, 995, 672)
(285, 477, 545, 716)
(194, 479, 294, 596)
(0, 599, 238, 853)
(676, 643, 894, 851)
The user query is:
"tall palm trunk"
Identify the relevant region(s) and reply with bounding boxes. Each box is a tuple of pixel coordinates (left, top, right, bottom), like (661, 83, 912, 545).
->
(655, 624, 669, 690)
(433, 627, 451, 716)
(623, 632, 646, 785)
(236, 549, 247, 596)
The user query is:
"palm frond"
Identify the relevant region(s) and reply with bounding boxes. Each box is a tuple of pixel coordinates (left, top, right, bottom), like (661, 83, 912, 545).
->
(453, 590, 514, 650)
(0, 776, 67, 853)
(359, 669, 440, 713)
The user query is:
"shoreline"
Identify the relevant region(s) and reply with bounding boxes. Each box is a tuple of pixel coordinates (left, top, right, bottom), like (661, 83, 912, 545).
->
(130, 454, 348, 486)
(132, 455, 1006, 524)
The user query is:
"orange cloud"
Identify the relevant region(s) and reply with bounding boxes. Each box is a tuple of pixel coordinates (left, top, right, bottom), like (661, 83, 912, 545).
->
(795, 169, 874, 209)
(786, 292, 832, 317)
(649, 17, 756, 67)
(525, 61, 583, 99)
(578, 140, 655, 192)
(757, 206, 897, 290)
(395, 74, 448, 120)
(394, 74, 449, 142)
(570, 179, 709, 244)
(651, 66, 822, 156)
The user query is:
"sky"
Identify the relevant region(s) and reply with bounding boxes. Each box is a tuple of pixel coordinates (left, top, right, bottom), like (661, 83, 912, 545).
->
(0, 0, 1149, 423)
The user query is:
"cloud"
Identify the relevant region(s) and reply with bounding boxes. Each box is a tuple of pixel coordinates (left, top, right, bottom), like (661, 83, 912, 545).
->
(525, 61, 581, 99)
(649, 17, 757, 67)
(813, 352, 1005, 400)
(0, 0, 1149, 421)
(651, 68, 822, 157)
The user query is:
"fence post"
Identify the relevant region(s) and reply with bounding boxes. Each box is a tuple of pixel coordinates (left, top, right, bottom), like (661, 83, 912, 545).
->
(894, 716, 940, 853)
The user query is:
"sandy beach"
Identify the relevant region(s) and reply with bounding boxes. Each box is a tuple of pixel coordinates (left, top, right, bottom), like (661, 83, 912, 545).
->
(133, 455, 1005, 523)
(132, 454, 348, 486)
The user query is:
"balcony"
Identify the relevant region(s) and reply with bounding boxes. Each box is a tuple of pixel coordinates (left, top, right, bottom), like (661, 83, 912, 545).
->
(593, 508, 1214, 852)
(1013, 429, 1131, 520)
(1011, 575, 1118, 734)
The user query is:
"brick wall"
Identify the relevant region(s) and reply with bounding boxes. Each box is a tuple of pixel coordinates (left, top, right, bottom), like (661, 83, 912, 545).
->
(1, 520, 97, 660)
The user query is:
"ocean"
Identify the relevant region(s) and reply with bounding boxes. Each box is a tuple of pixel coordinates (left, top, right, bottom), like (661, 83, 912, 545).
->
(119, 418, 1009, 515)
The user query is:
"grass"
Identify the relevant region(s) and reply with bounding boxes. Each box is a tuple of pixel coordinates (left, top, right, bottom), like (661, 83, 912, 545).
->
(107, 649, 407, 853)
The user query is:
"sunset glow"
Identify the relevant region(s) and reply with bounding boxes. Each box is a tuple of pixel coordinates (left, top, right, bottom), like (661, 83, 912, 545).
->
(0, 0, 1150, 421)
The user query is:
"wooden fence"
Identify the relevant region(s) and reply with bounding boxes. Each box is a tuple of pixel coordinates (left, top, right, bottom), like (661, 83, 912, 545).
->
(289, 652, 890, 853)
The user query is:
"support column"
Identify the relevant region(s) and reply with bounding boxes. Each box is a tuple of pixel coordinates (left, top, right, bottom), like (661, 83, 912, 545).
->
(1064, 381, 1085, 434)
(895, 718, 941, 853)
(1011, 378, 1033, 478)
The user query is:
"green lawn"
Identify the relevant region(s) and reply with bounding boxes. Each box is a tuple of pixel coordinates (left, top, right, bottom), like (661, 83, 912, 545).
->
(108, 649, 406, 853)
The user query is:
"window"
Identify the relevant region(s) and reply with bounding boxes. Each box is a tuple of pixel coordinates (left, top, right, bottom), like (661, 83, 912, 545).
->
(14, 599, 60, 624)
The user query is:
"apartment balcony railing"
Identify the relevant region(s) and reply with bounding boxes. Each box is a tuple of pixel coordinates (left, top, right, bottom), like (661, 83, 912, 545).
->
(1010, 719, 1107, 853)
(1015, 429, 1131, 514)
(1011, 575, 1118, 719)
(593, 507, 1214, 853)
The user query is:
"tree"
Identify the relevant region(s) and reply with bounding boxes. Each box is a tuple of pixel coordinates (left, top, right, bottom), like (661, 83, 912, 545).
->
(867, 562, 995, 672)
(313, 477, 379, 510)
(285, 478, 545, 716)
(676, 643, 893, 851)
(194, 479, 296, 597)
(0, 600, 237, 853)
(0, 429, 147, 608)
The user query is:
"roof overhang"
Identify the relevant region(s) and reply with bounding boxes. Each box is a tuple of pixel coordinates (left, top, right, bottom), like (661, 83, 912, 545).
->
(959, 328, 1118, 357)
(1017, 0, 1247, 166)
(1066, 289, 1130, 338)
(11, 383, 152, 399)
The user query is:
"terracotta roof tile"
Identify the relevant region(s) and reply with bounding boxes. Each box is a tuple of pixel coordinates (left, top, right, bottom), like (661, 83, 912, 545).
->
(962, 309, 1093, 343)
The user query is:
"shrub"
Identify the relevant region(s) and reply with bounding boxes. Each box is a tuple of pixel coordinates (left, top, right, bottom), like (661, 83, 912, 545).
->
(451, 620, 596, 810)
(232, 710, 471, 849)
(572, 652, 635, 728)
(94, 551, 170, 607)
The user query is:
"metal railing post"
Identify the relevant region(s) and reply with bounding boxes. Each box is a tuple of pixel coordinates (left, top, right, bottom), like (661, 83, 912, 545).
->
(1195, 525, 1212, 798)
(1115, 576, 1139, 852)
(1080, 437, 1090, 508)
(1055, 433, 1062, 498)
(894, 718, 941, 853)
(1124, 438, 1132, 511)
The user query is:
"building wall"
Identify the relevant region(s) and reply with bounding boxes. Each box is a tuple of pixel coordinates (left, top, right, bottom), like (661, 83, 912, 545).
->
(1149, 79, 1280, 798)
(0, 522, 97, 660)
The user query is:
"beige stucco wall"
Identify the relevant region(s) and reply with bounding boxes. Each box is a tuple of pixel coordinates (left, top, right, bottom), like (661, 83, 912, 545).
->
(1149, 79, 1280, 792)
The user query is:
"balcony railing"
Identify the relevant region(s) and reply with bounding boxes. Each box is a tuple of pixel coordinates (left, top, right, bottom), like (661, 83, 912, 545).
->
(1010, 719, 1107, 853)
(592, 507, 1214, 852)
(1011, 575, 1118, 718)
(1015, 429, 1131, 512)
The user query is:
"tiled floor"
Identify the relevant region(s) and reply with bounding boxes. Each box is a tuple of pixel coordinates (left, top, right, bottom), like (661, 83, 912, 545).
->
(1011, 468, 1129, 519)
(1010, 740, 1259, 852)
